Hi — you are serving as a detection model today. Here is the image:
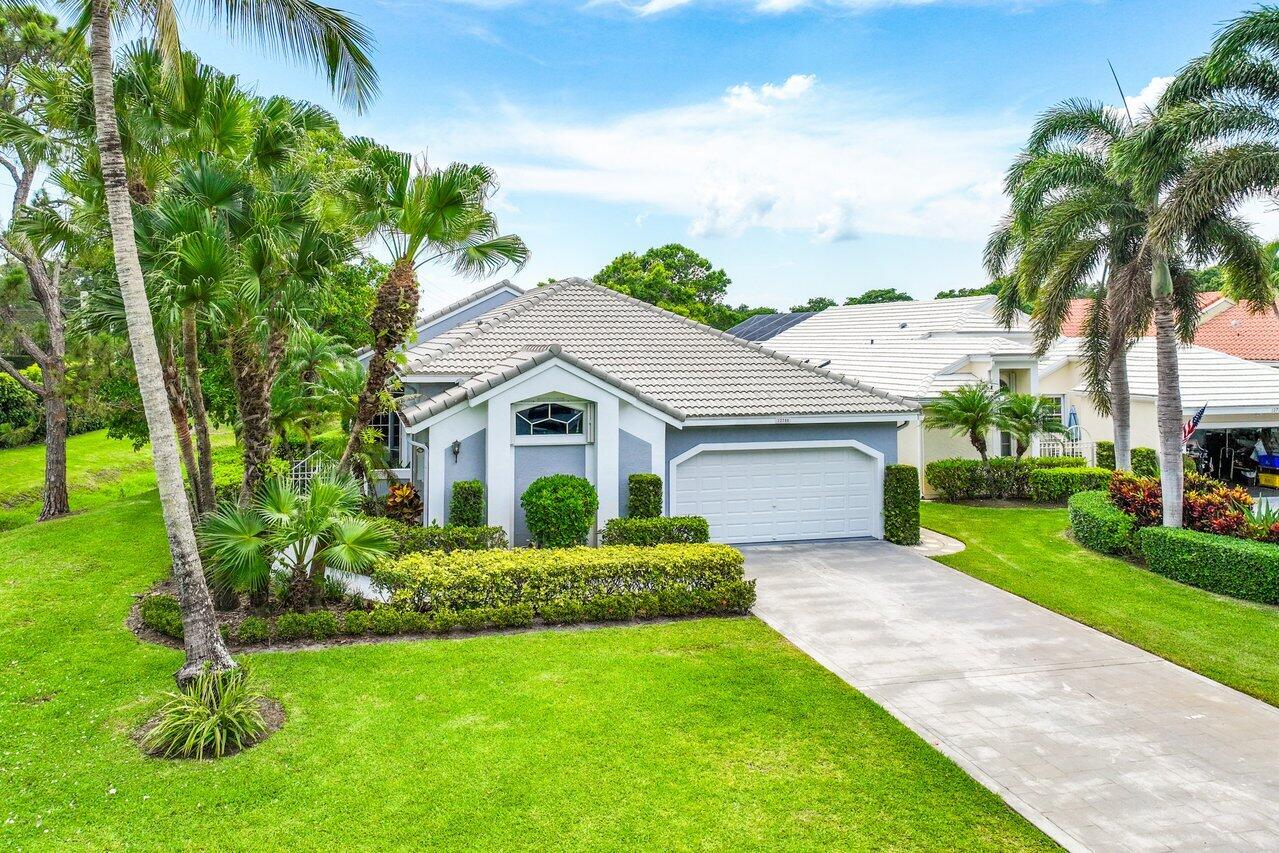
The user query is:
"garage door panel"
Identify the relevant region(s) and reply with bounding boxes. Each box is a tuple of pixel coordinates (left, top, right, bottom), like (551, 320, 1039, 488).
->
(674, 444, 879, 544)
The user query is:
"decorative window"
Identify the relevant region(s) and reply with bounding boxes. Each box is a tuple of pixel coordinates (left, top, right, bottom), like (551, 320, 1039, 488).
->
(513, 400, 591, 444)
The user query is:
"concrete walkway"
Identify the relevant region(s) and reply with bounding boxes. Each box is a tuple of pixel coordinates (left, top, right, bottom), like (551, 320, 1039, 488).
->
(744, 541, 1279, 852)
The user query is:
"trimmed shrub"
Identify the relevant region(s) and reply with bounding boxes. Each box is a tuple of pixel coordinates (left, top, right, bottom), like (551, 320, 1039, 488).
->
(883, 464, 921, 545)
(602, 516, 710, 546)
(924, 459, 987, 501)
(1137, 526, 1279, 605)
(521, 474, 599, 548)
(274, 612, 306, 641)
(490, 603, 535, 629)
(627, 473, 663, 518)
(304, 610, 340, 641)
(1068, 491, 1136, 555)
(384, 518, 508, 556)
(236, 616, 269, 644)
(368, 607, 404, 636)
(371, 543, 753, 620)
(1027, 467, 1113, 503)
(140, 594, 184, 639)
(1097, 440, 1115, 470)
(384, 483, 424, 525)
(449, 480, 486, 527)
(341, 610, 369, 635)
(1032, 455, 1088, 468)
(1131, 447, 1158, 478)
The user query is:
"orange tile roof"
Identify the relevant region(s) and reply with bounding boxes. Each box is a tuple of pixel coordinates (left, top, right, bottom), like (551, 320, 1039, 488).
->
(1059, 292, 1279, 362)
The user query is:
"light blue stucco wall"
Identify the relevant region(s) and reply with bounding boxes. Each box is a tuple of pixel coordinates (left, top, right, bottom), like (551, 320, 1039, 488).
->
(512, 444, 588, 545)
(663, 421, 901, 509)
(411, 289, 519, 348)
(438, 428, 486, 525)
(618, 429, 653, 516)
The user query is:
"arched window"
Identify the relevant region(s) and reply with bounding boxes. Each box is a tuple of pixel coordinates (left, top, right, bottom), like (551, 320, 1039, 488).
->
(515, 401, 585, 437)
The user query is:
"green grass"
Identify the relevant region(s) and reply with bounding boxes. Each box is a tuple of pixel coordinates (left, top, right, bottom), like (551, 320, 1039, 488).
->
(0, 492, 1051, 850)
(0, 429, 234, 531)
(923, 501, 1279, 707)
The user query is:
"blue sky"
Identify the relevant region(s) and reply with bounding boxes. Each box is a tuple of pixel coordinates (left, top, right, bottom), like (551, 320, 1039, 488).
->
(182, 0, 1266, 311)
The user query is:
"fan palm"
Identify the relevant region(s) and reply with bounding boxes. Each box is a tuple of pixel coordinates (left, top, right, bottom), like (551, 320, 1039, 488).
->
(10, 0, 378, 683)
(200, 471, 392, 610)
(998, 393, 1071, 459)
(922, 384, 1006, 464)
(335, 145, 529, 473)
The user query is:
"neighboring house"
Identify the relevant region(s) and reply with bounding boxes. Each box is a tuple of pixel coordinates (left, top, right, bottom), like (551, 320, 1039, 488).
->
(378, 278, 919, 545)
(1061, 292, 1279, 366)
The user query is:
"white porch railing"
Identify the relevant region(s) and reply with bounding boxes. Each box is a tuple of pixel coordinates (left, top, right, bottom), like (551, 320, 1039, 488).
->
(1036, 439, 1097, 467)
(288, 451, 324, 491)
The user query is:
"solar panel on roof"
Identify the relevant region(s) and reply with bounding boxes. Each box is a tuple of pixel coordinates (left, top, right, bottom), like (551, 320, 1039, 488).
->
(727, 312, 815, 341)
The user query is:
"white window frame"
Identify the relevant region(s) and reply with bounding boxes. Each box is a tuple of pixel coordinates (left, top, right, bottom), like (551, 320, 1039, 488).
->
(511, 397, 593, 446)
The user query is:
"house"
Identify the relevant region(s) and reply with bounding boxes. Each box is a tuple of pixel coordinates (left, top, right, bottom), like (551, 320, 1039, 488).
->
(378, 278, 919, 545)
(1060, 292, 1279, 366)
(751, 294, 1279, 493)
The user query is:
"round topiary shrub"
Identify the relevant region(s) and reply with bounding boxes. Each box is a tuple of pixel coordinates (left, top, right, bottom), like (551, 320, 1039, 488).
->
(520, 474, 599, 547)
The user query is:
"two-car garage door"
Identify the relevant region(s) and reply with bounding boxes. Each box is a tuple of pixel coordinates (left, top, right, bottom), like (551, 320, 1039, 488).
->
(671, 443, 881, 544)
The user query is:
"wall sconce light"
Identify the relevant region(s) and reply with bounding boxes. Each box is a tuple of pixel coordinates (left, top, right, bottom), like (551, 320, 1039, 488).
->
(451, 440, 461, 462)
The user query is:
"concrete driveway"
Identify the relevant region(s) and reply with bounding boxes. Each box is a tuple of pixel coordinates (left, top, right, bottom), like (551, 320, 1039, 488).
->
(744, 540, 1279, 852)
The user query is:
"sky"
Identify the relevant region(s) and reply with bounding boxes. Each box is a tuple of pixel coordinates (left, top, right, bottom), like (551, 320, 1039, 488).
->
(178, 0, 1273, 313)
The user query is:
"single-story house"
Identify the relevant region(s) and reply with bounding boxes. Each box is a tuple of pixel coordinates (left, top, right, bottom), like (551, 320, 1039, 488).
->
(742, 294, 1279, 493)
(1061, 291, 1279, 367)
(376, 278, 919, 545)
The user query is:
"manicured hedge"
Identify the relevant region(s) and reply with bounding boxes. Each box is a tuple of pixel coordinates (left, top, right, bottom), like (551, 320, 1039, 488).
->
(602, 516, 710, 545)
(1067, 491, 1136, 555)
(449, 480, 485, 527)
(383, 518, 507, 556)
(924, 456, 1092, 501)
(139, 594, 184, 639)
(1137, 526, 1279, 605)
(370, 543, 754, 620)
(883, 464, 920, 545)
(1027, 467, 1113, 503)
(1096, 440, 1115, 470)
(521, 474, 599, 547)
(626, 473, 663, 518)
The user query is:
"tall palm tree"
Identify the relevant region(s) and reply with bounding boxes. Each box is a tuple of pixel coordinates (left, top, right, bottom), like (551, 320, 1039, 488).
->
(336, 144, 529, 474)
(50, 0, 378, 683)
(985, 101, 1145, 474)
(922, 384, 1006, 464)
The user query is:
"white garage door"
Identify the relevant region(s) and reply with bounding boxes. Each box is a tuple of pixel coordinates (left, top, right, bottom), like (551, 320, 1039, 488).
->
(672, 443, 881, 544)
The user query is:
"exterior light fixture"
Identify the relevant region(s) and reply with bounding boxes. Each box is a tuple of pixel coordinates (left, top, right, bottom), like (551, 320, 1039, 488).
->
(451, 440, 461, 462)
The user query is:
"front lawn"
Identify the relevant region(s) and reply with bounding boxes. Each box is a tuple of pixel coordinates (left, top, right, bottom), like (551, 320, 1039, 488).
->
(1, 492, 1050, 850)
(922, 502, 1279, 707)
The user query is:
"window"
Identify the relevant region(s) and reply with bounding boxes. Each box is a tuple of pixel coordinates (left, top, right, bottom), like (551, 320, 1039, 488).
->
(1040, 395, 1066, 424)
(516, 402, 584, 436)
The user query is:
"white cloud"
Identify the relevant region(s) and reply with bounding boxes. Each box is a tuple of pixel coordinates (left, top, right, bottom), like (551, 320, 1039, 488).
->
(386, 76, 1022, 243)
(1117, 75, 1174, 121)
(609, 0, 1054, 16)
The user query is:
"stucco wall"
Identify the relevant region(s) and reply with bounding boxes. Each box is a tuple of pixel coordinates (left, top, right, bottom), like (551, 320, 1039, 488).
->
(618, 429, 653, 515)
(512, 444, 588, 545)
(438, 428, 486, 525)
(664, 421, 899, 508)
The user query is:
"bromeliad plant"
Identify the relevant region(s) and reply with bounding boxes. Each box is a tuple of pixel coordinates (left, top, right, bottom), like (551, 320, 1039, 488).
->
(199, 471, 392, 610)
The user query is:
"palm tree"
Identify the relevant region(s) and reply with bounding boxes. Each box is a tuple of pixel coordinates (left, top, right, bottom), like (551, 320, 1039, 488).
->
(998, 393, 1071, 459)
(985, 101, 1145, 474)
(336, 145, 529, 473)
(922, 384, 1006, 464)
(200, 471, 391, 610)
(58, 0, 378, 683)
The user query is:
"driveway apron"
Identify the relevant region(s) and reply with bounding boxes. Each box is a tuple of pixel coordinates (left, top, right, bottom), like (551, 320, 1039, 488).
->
(745, 540, 1279, 852)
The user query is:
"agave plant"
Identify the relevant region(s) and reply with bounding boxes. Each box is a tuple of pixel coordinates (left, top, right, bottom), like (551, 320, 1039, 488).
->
(199, 471, 392, 609)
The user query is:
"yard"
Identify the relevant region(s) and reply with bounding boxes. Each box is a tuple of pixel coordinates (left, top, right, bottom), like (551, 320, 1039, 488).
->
(0, 480, 1050, 849)
(922, 502, 1279, 707)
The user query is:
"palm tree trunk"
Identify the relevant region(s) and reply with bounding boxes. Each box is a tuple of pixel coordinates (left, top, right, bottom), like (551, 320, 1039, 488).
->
(163, 343, 202, 514)
(1151, 255, 1184, 527)
(228, 325, 274, 504)
(1109, 349, 1133, 472)
(338, 259, 417, 473)
(182, 308, 215, 512)
(88, 0, 235, 683)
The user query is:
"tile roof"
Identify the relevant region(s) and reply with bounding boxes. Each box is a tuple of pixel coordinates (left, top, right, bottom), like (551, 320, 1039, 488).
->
(1193, 300, 1279, 362)
(1058, 292, 1225, 338)
(356, 279, 524, 359)
(1044, 338, 1279, 410)
(398, 278, 916, 424)
(775, 295, 1032, 342)
(726, 311, 816, 341)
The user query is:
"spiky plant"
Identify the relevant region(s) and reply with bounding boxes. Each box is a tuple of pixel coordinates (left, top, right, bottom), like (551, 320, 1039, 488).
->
(142, 666, 267, 760)
(998, 393, 1072, 459)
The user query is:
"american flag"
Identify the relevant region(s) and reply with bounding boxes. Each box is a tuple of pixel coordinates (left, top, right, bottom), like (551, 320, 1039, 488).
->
(1182, 403, 1207, 445)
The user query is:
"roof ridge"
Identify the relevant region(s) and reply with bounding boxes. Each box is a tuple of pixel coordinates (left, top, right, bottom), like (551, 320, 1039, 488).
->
(565, 280, 917, 410)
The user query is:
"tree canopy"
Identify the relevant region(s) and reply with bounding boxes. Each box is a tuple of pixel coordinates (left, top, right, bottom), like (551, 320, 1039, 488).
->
(844, 287, 913, 305)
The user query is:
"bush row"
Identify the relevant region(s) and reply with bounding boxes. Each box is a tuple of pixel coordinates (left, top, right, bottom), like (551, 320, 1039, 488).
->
(371, 543, 753, 617)
(602, 516, 709, 545)
(884, 464, 920, 545)
(1137, 526, 1279, 605)
(925, 456, 1093, 501)
(1095, 441, 1195, 477)
(383, 518, 508, 557)
(1067, 490, 1136, 555)
(1026, 466, 1113, 503)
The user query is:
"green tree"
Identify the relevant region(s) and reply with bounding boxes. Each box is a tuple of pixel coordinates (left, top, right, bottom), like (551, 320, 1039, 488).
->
(844, 287, 913, 305)
(922, 384, 1005, 464)
(594, 243, 751, 329)
(998, 393, 1071, 459)
(936, 282, 1000, 299)
(790, 296, 836, 312)
(314, 258, 385, 350)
